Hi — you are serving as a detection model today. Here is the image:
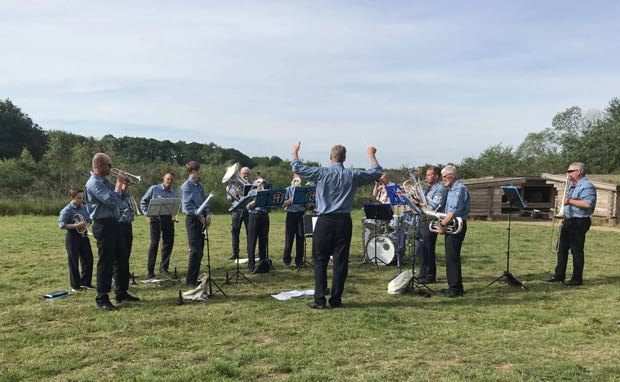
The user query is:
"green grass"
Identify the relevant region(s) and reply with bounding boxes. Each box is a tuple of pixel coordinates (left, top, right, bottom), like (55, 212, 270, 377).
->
(1, 212, 620, 382)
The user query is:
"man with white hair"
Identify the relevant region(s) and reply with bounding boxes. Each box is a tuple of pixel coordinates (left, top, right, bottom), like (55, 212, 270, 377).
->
(228, 166, 252, 260)
(436, 165, 470, 298)
(545, 162, 596, 286)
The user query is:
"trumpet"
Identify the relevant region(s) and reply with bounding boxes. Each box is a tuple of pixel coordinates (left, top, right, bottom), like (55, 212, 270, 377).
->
(111, 168, 141, 184)
(72, 214, 89, 237)
(549, 174, 571, 253)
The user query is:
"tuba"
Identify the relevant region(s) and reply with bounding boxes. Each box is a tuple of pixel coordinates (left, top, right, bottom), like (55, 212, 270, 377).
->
(222, 163, 248, 201)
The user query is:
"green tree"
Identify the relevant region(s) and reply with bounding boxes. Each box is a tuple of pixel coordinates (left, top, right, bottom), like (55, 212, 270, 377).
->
(0, 99, 48, 161)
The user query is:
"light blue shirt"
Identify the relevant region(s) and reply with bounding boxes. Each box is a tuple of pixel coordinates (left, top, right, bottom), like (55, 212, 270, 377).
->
(247, 189, 269, 214)
(58, 202, 92, 229)
(85, 172, 127, 220)
(140, 184, 178, 217)
(292, 160, 382, 214)
(284, 185, 306, 213)
(180, 178, 208, 216)
(445, 180, 470, 221)
(565, 177, 597, 218)
(426, 183, 448, 212)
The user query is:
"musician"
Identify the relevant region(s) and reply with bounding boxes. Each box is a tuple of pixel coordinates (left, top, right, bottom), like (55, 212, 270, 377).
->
(416, 166, 447, 284)
(436, 165, 469, 298)
(282, 173, 307, 268)
(116, 195, 135, 286)
(373, 173, 394, 204)
(58, 187, 93, 292)
(546, 162, 597, 286)
(141, 172, 177, 278)
(292, 143, 382, 309)
(228, 166, 251, 260)
(85, 153, 139, 311)
(180, 161, 210, 286)
(246, 177, 270, 273)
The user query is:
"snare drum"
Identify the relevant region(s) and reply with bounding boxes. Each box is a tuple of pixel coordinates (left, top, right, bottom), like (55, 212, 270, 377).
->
(365, 233, 398, 265)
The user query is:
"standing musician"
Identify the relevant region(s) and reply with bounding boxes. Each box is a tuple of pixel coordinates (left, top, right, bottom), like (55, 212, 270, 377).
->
(373, 173, 394, 204)
(546, 162, 596, 286)
(246, 177, 270, 273)
(141, 172, 177, 278)
(282, 173, 307, 268)
(117, 195, 135, 286)
(414, 166, 447, 284)
(292, 143, 382, 309)
(180, 161, 211, 286)
(436, 165, 470, 298)
(228, 166, 251, 260)
(85, 153, 139, 311)
(58, 186, 94, 292)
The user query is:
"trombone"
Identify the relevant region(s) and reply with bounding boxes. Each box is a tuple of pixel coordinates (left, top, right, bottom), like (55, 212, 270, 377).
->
(549, 174, 571, 253)
(111, 168, 142, 184)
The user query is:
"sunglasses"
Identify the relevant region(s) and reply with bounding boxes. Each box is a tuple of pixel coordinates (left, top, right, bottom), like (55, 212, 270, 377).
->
(566, 169, 578, 173)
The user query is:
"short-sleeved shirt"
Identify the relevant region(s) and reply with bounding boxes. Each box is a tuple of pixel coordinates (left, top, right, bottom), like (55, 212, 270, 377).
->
(565, 177, 597, 218)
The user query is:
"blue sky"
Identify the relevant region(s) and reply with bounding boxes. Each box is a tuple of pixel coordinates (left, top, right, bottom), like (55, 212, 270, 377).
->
(1, 1, 619, 168)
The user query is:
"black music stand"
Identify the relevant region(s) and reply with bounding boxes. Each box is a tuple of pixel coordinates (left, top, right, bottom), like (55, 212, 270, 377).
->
(147, 197, 181, 278)
(406, 214, 435, 296)
(486, 186, 528, 290)
(361, 203, 393, 267)
(225, 195, 255, 284)
(252, 189, 287, 273)
(202, 224, 228, 299)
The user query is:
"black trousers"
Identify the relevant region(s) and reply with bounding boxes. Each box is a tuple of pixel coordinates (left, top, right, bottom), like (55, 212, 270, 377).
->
(115, 222, 133, 284)
(555, 217, 591, 282)
(65, 231, 93, 289)
(283, 212, 304, 266)
(312, 213, 352, 306)
(185, 215, 205, 286)
(247, 213, 269, 268)
(444, 221, 467, 293)
(147, 216, 175, 274)
(231, 208, 249, 256)
(419, 222, 438, 279)
(92, 219, 129, 303)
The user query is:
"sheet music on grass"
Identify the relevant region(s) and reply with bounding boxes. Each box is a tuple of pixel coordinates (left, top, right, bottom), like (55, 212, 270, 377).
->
(271, 289, 314, 301)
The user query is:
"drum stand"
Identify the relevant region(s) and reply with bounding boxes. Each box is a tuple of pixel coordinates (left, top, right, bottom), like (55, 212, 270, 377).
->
(408, 219, 435, 296)
(202, 226, 228, 298)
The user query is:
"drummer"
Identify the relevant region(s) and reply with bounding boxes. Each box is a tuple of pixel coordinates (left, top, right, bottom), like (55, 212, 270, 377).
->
(373, 173, 394, 204)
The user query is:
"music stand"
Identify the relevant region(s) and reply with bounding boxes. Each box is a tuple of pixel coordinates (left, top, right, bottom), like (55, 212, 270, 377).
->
(146, 198, 181, 218)
(225, 195, 256, 284)
(486, 186, 528, 290)
(300, 214, 318, 271)
(202, 224, 228, 299)
(292, 186, 316, 206)
(251, 189, 287, 273)
(361, 203, 393, 267)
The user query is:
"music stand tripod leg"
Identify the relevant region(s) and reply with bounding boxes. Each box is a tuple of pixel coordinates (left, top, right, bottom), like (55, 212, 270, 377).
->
(203, 230, 228, 299)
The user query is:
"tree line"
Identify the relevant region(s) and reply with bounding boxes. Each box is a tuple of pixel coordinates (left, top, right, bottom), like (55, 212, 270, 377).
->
(1, 97, 619, 215)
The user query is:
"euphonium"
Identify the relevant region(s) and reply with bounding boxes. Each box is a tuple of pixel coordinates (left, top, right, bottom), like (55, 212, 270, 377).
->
(111, 168, 141, 184)
(222, 163, 248, 201)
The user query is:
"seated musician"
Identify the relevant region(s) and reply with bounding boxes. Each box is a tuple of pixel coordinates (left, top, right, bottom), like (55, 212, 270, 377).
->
(373, 173, 394, 204)
(58, 187, 94, 292)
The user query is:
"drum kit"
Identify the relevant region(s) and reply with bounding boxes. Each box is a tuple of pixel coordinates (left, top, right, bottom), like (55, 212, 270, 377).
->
(361, 211, 415, 266)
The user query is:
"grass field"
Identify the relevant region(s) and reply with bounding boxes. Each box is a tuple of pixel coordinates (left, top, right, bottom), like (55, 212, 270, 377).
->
(1, 212, 620, 382)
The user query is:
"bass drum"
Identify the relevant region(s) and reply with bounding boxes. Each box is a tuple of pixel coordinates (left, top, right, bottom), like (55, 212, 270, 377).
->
(365, 233, 396, 266)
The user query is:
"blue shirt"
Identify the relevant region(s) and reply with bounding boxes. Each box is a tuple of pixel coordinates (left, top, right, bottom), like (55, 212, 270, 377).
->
(426, 183, 448, 212)
(58, 202, 92, 229)
(445, 180, 470, 220)
(180, 178, 208, 216)
(85, 172, 127, 220)
(565, 177, 597, 218)
(247, 189, 269, 214)
(292, 160, 382, 214)
(284, 185, 306, 213)
(140, 184, 178, 218)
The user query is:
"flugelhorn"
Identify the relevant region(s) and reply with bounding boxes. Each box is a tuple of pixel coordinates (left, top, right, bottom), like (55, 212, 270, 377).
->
(72, 214, 89, 237)
(291, 177, 301, 187)
(111, 168, 141, 184)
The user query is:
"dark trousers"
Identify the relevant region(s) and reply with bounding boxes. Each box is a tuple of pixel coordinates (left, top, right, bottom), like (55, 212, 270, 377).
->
(283, 212, 304, 266)
(445, 221, 467, 293)
(147, 216, 175, 274)
(115, 222, 133, 285)
(419, 222, 438, 279)
(92, 219, 129, 303)
(65, 231, 94, 289)
(185, 215, 205, 286)
(231, 208, 249, 256)
(555, 217, 591, 282)
(312, 214, 352, 306)
(247, 213, 269, 268)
